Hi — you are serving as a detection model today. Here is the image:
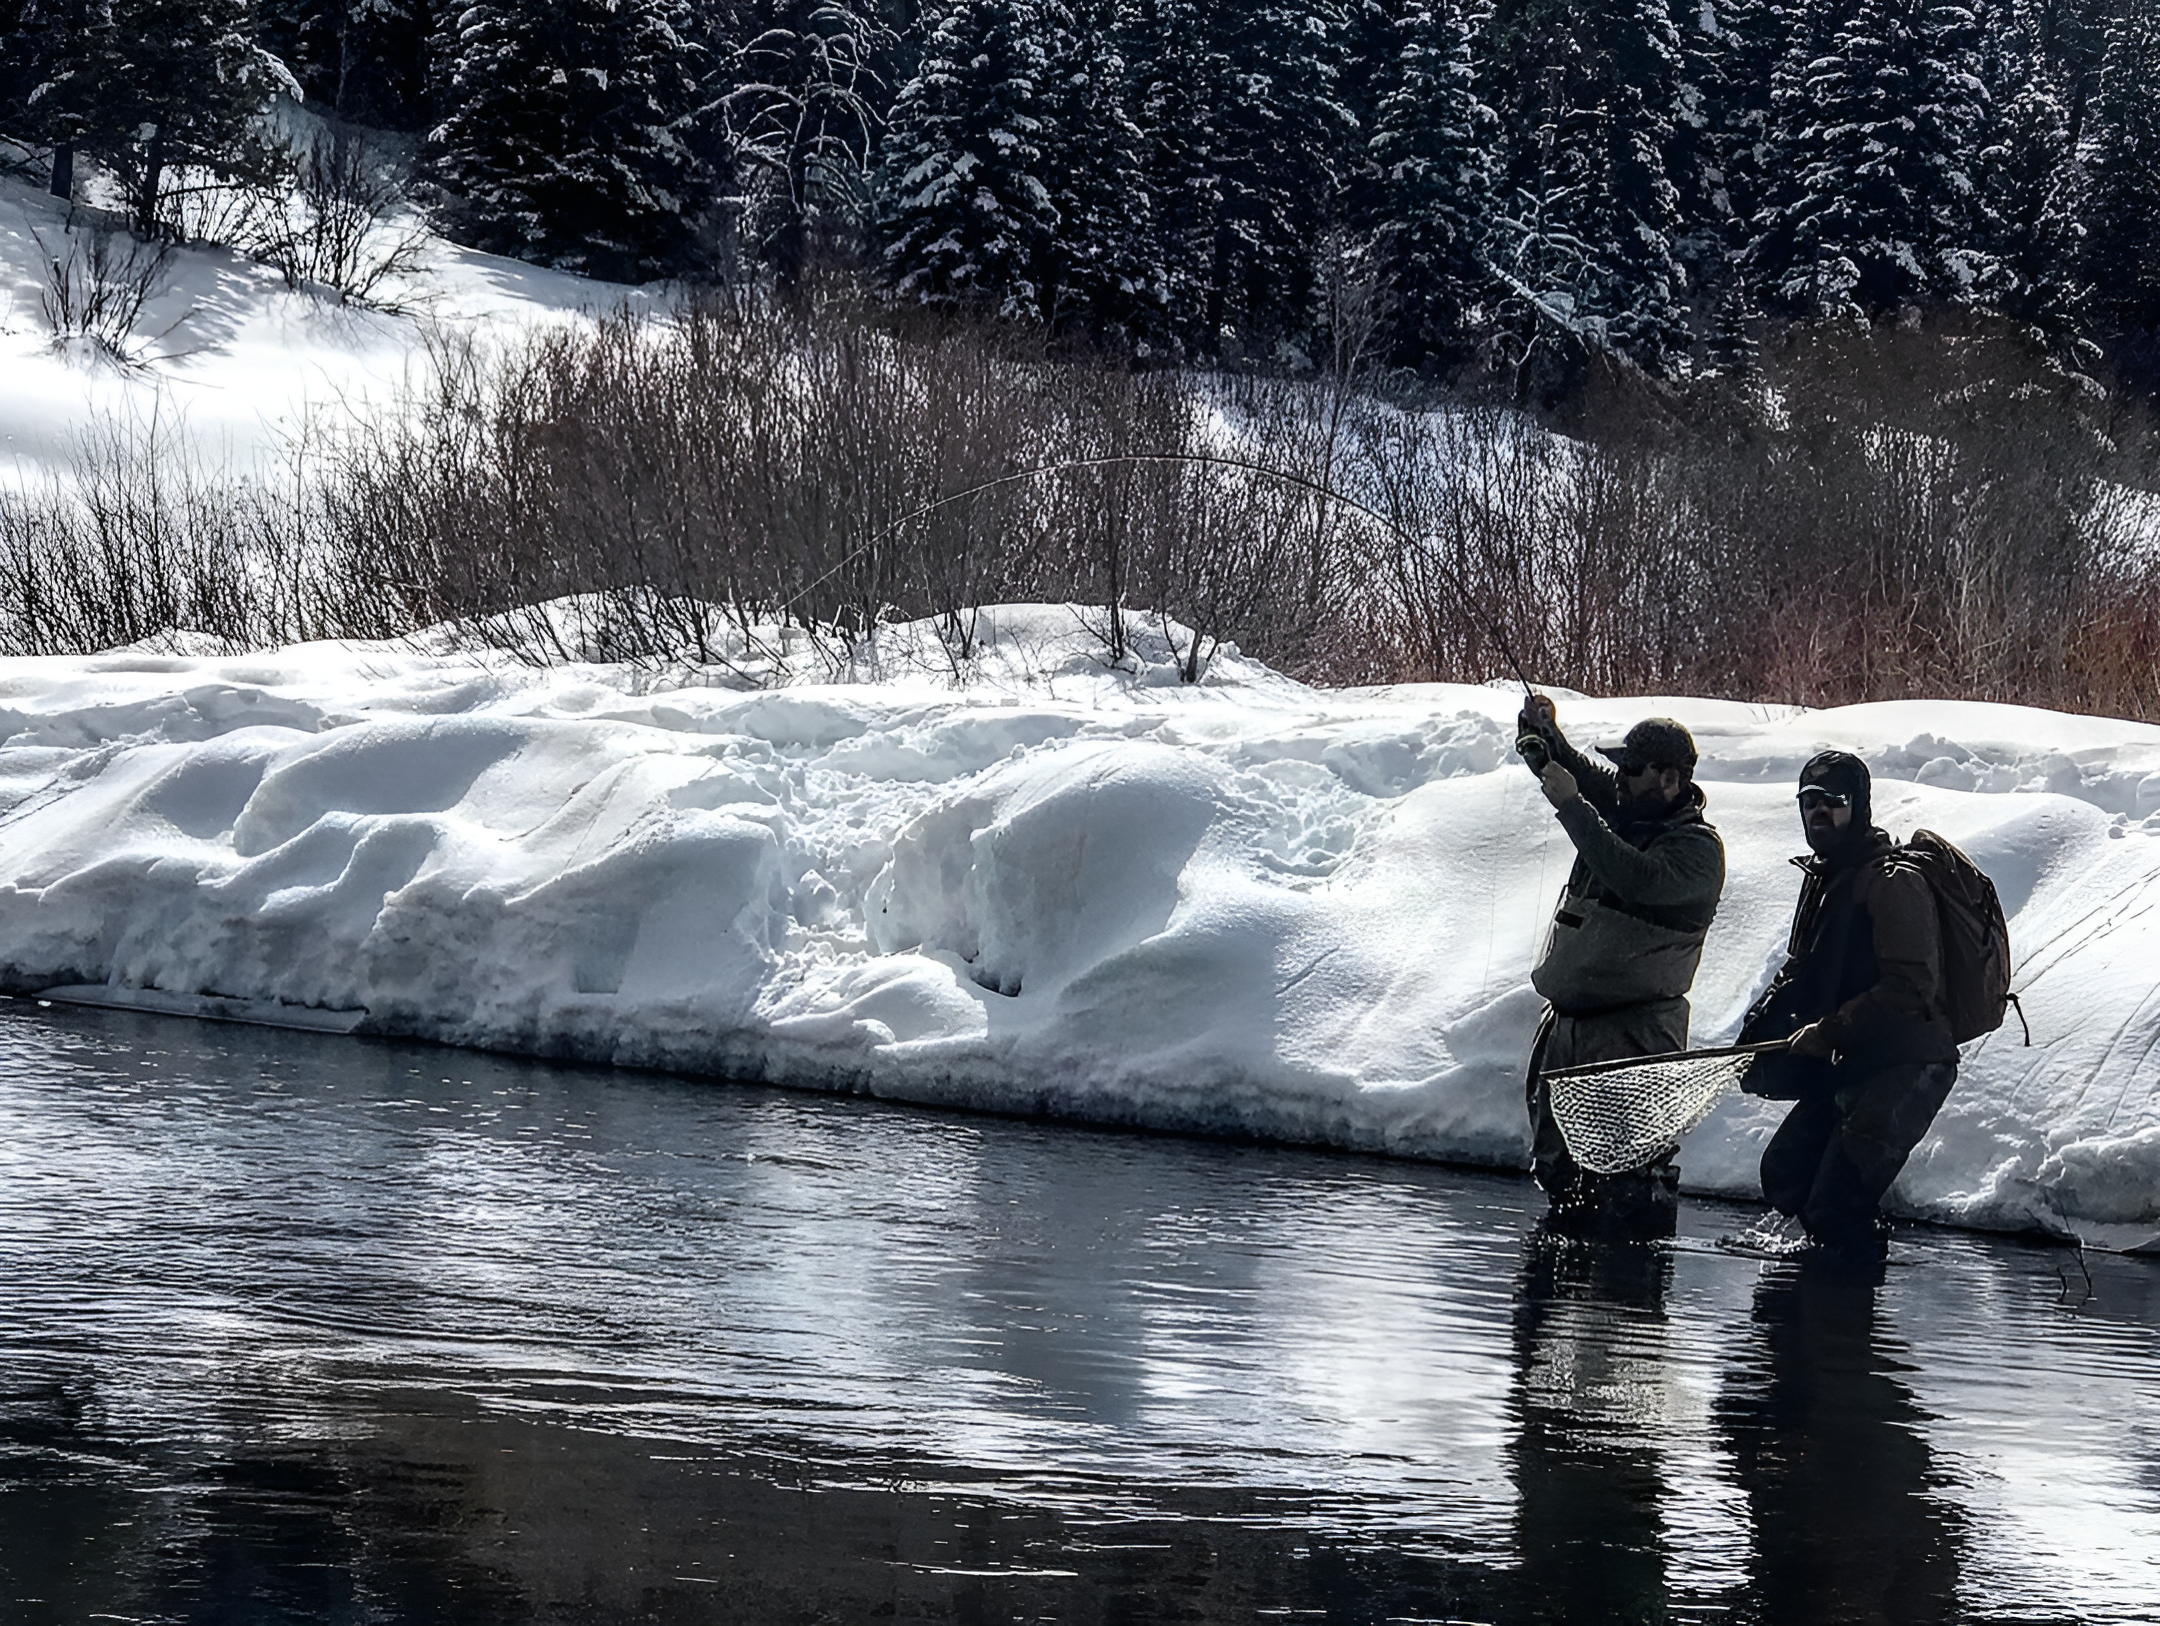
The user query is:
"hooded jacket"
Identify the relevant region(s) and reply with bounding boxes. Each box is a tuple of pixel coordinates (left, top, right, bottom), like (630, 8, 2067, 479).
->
(1741, 827, 1959, 1066)
(1530, 730, 1725, 1016)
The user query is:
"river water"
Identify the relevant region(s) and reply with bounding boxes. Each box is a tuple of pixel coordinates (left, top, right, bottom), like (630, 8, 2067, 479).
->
(0, 1001, 2153, 1625)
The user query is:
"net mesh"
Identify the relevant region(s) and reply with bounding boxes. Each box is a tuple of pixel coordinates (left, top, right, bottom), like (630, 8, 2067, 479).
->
(1545, 1049, 1767, 1175)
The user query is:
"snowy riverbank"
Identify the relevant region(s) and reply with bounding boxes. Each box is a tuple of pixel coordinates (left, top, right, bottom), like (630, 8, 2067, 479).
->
(0, 605, 2152, 1251)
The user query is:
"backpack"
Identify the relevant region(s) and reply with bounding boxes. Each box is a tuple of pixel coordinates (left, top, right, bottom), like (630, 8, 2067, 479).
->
(1899, 829, 2026, 1046)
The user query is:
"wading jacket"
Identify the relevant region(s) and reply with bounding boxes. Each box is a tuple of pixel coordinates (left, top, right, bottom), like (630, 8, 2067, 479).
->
(1740, 829, 1959, 1067)
(1530, 734, 1726, 1018)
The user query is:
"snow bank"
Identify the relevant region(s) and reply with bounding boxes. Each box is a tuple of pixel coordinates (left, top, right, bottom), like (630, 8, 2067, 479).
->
(0, 604, 2153, 1251)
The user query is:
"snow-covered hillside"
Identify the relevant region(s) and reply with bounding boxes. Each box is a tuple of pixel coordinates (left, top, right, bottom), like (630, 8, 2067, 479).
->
(0, 172, 628, 487)
(0, 604, 2150, 1251)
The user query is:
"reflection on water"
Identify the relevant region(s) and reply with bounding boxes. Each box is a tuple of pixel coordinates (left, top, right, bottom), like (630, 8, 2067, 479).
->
(0, 1003, 2154, 1623)
(1722, 1256, 1964, 1625)
(1511, 1231, 1678, 1621)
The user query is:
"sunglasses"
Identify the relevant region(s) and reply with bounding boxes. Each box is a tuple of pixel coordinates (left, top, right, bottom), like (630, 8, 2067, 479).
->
(1797, 789, 1851, 812)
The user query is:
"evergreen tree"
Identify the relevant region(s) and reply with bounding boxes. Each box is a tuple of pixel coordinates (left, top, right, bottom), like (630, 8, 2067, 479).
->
(723, 0, 894, 286)
(429, 0, 710, 282)
(1035, 0, 1158, 339)
(1123, 0, 1230, 350)
(2025, 0, 2113, 150)
(2081, 3, 2160, 342)
(1681, 0, 1793, 362)
(255, 0, 431, 129)
(1, 0, 40, 134)
(1369, 0, 1495, 364)
(20, 0, 287, 230)
(1206, 1, 1354, 353)
(1753, 0, 2001, 322)
(1977, 1, 2084, 330)
(1488, 0, 1690, 375)
(879, 0, 1064, 317)
(1335, 0, 1405, 233)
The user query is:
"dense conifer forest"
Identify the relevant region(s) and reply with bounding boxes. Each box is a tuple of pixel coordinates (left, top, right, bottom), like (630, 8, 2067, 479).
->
(5, 0, 2159, 390)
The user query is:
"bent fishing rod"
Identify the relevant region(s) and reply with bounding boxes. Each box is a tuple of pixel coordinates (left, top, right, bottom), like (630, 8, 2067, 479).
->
(774, 448, 1542, 703)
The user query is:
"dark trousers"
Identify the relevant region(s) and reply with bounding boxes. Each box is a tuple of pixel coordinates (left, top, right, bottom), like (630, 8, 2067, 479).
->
(1760, 1061, 1957, 1249)
(1527, 1000, 1689, 1222)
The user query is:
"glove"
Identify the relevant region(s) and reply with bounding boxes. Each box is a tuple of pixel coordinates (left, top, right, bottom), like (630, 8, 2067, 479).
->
(1517, 693, 1558, 774)
(1788, 1022, 1838, 1060)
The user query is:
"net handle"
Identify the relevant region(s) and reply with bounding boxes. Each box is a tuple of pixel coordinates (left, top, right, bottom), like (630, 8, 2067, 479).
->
(1541, 1037, 1793, 1084)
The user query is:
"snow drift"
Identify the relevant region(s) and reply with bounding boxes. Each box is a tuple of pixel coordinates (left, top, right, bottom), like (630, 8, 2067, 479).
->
(0, 604, 2152, 1251)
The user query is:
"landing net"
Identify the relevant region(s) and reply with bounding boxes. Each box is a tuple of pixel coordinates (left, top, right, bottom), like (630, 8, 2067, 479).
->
(1544, 1042, 1788, 1175)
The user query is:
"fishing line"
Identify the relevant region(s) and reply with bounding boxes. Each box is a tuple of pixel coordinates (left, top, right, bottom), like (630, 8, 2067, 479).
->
(2056, 1242, 2093, 1307)
(772, 449, 1532, 680)
(779, 447, 1550, 1005)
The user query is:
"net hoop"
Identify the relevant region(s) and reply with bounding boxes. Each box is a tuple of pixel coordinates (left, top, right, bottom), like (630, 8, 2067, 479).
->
(1542, 1040, 1793, 1176)
(1541, 1039, 1792, 1084)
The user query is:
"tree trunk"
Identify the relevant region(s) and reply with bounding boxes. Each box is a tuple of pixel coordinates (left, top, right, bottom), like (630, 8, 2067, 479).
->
(49, 143, 72, 200)
(138, 134, 166, 236)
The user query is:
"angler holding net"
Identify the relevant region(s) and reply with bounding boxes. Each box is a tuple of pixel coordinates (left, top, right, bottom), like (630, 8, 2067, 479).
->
(1518, 700, 1726, 1231)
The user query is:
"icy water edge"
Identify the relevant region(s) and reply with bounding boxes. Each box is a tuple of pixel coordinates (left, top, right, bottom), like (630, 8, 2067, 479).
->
(0, 1002, 2154, 1625)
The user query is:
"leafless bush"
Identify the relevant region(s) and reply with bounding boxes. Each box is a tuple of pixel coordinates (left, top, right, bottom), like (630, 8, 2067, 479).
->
(8, 300, 2160, 720)
(1344, 320, 2160, 715)
(0, 422, 327, 655)
(34, 227, 176, 364)
(305, 299, 1363, 681)
(256, 124, 426, 304)
(157, 163, 286, 252)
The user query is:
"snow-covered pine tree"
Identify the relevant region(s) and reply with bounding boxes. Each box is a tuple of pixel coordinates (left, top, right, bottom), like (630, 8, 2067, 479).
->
(1205, 0, 1355, 355)
(2081, 2, 2160, 343)
(1975, 0, 2084, 332)
(21, 0, 287, 230)
(1034, 0, 1159, 340)
(878, 0, 1063, 318)
(1334, 0, 1405, 233)
(1680, 0, 1793, 365)
(0, 0, 41, 138)
(2022, 0, 2112, 150)
(1487, 0, 1691, 376)
(1753, 0, 2002, 323)
(723, 0, 894, 286)
(256, 0, 431, 129)
(1369, 0, 1495, 365)
(1122, 0, 1231, 352)
(429, 0, 710, 282)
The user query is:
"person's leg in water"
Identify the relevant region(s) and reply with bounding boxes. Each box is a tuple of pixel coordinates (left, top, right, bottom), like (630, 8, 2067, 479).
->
(1529, 1002, 1689, 1238)
(1525, 1010, 1579, 1197)
(1760, 1090, 1839, 1221)
(1766, 1064, 1958, 1256)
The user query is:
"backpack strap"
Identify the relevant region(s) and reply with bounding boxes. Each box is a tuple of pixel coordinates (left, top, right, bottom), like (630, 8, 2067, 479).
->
(2004, 989, 2032, 1046)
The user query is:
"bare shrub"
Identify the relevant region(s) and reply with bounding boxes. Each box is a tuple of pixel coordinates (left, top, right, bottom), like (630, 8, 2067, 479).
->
(1348, 319, 2160, 716)
(307, 299, 1365, 682)
(8, 297, 2160, 722)
(0, 420, 333, 655)
(256, 124, 426, 304)
(157, 162, 287, 253)
(34, 226, 176, 364)
(1359, 402, 1564, 684)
